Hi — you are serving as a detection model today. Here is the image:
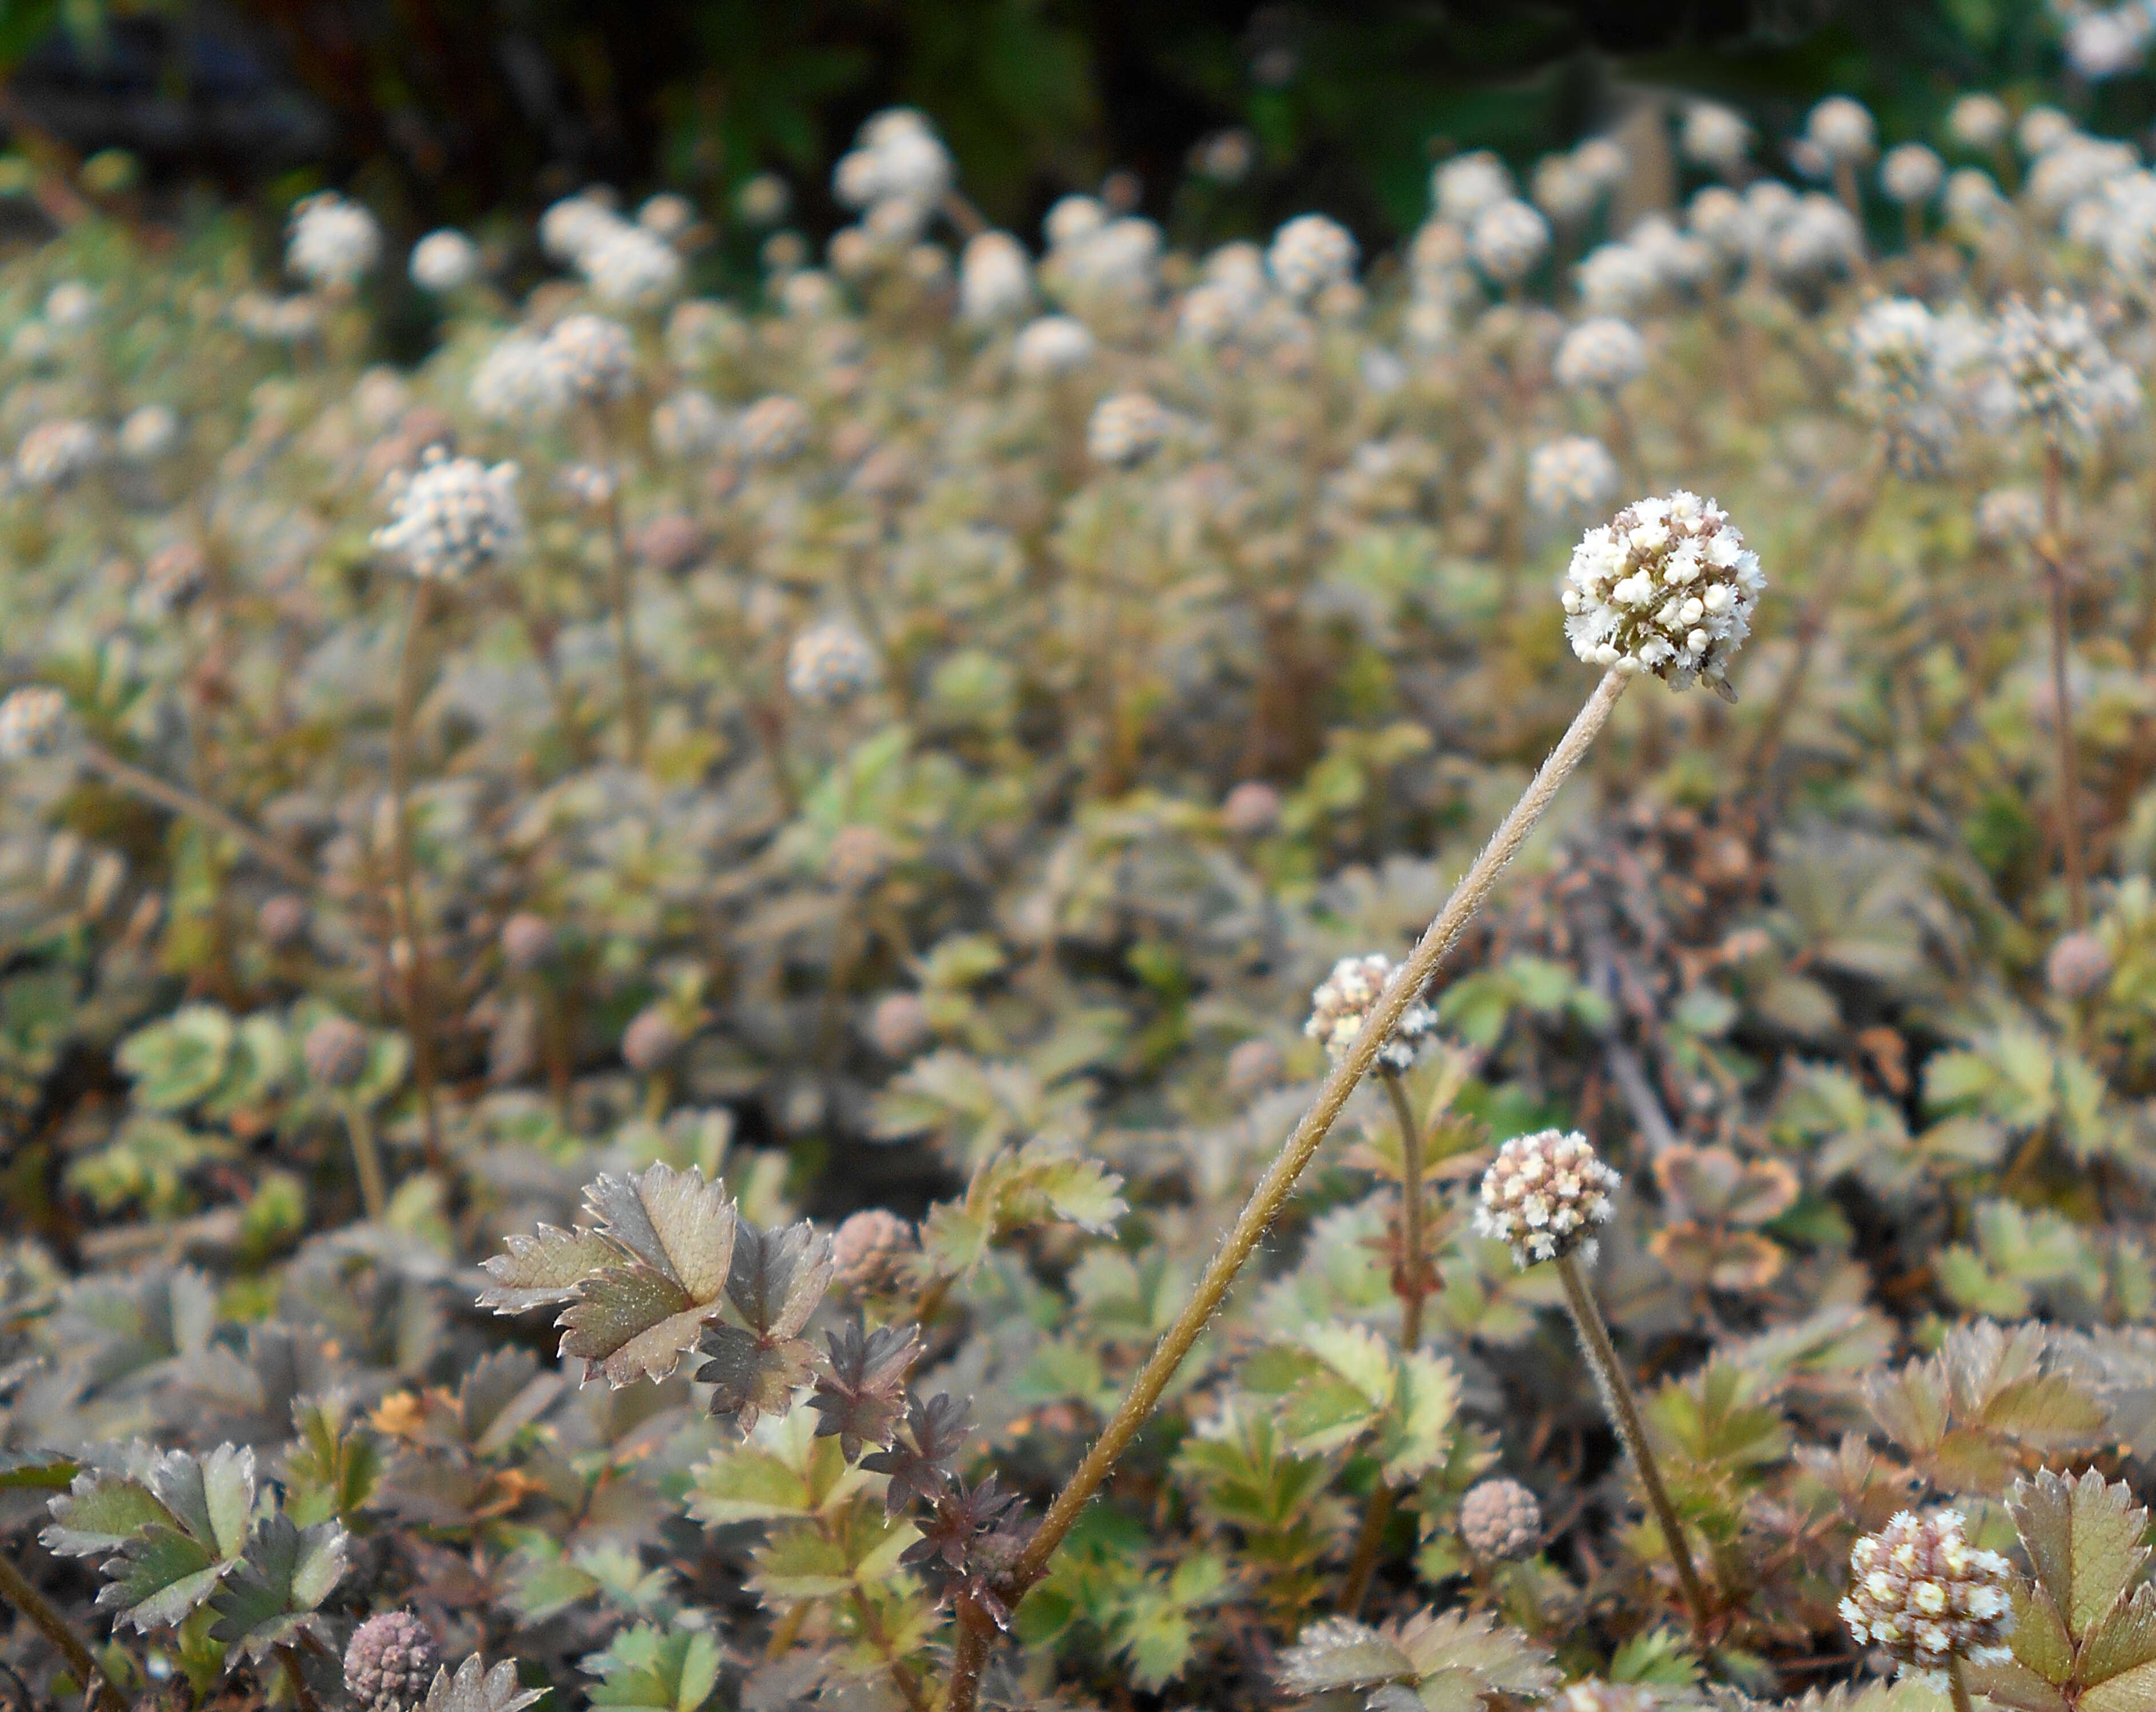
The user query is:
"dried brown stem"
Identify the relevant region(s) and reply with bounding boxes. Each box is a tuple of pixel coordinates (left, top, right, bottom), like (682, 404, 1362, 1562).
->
(389, 579, 446, 1167)
(80, 740, 318, 893)
(0, 1541, 125, 1712)
(2040, 441, 2088, 928)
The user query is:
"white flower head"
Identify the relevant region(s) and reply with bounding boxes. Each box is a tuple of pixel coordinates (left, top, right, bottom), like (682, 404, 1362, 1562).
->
(1947, 94, 2010, 151)
(1087, 392, 1171, 467)
(1576, 243, 1660, 316)
(1881, 144, 1945, 206)
(1013, 315, 1095, 377)
(2019, 106, 2078, 158)
(0, 688, 68, 760)
(117, 404, 179, 464)
(581, 221, 683, 310)
(1469, 199, 1551, 286)
(541, 192, 620, 264)
(787, 621, 879, 705)
(410, 229, 480, 292)
(737, 394, 813, 463)
(1553, 316, 1647, 392)
(287, 192, 381, 287)
(544, 313, 636, 402)
(1434, 151, 1513, 224)
(1267, 214, 1358, 301)
(1806, 96, 1877, 165)
(372, 447, 522, 582)
(15, 419, 101, 489)
(652, 389, 727, 461)
(44, 282, 94, 329)
(833, 108, 952, 212)
(1842, 1510, 2015, 1672)
(1572, 137, 1628, 189)
(1475, 1130, 1621, 1266)
(1527, 436, 1619, 517)
(1984, 291, 2142, 443)
(1561, 491, 1763, 696)
(1531, 154, 1595, 224)
(1683, 103, 1751, 171)
(1303, 952, 1435, 1070)
(470, 334, 572, 422)
(960, 231, 1033, 322)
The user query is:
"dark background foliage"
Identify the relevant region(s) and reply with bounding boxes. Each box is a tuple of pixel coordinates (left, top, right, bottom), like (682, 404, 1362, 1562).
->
(0, 0, 2121, 252)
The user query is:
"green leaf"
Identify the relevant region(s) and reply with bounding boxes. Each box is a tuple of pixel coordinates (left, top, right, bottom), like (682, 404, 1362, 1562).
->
(45, 1444, 259, 1631)
(418, 1655, 545, 1712)
(205, 1513, 350, 1657)
(1278, 1617, 1415, 1693)
(2011, 1467, 2151, 1645)
(585, 1625, 722, 1712)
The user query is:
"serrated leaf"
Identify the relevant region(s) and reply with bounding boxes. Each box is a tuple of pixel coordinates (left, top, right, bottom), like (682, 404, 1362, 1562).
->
(205, 1513, 349, 1657)
(2083, 1586, 2156, 1694)
(686, 1404, 861, 1525)
(586, 1626, 722, 1712)
(698, 1327, 819, 1432)
(2011, 1467, 2151, 1642)
(46, 1445, 259, 1631)
(43, 1469, 183, 1556)
(477, 1226, 618, 1312)
(419, 1656, 544, 1712)
(1376, 1351, 1462, 1484)
(1279, 1617, 1415, 1693)
(726, 1219, 834, 1341)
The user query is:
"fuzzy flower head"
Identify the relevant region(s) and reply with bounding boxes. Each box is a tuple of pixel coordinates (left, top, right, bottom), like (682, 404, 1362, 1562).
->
(1459, 1479, 1543, 1560)
(787, 621, 879, 705)
(0, 687, 68, 760)
(1469, 199, 1551, 286)
(544, 314, 637, 402)
(1841, 1510, 2015, 1674)
(372, 447, 522, 582)
(1983, 291, 2141, 443)
(1881, 144, 1945, 207)
(117, 404, 179, 463)
(1302, 952, 1435, 1071)
(1013, 315, 1095, 377)
(343, 1611, 438, 1712)
(1561, 492, 1762, 695)
(1845, 297, 1984, 474)
(1576, 243, 1661, 316)
(833, 109, 952, 213)
(410, 229, 479, 292)
(1475, 1129, 1620, 1266)
(1553, 316, 1647, 393)
(1434, 152, 1514, 224)
(1683, 103, 1751, 172)
(1088, 393, 1171, 467)
(581, 221, 683, 310)
(1527, 436, 1619, 516)
(287, 192, 381, 287)
(1948, 94, 2010, 151)
(960, 231, 1033, 322)
(1806, 96, 1877, 165)
(737, 394, 813, 463)
(15, 419, 101, 489)
(1267, 214, 1358, 302)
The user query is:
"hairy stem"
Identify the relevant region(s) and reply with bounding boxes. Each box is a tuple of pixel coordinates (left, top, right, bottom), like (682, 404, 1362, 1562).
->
(941, 672, 1630, 1712)
(1553, 1251, 1713, 1643)
(342, 1097, 387, 1222)
(2040, 441, 2088, 928)
(1948, 1657, 1975, 1712)
(389, 579, 445, 1167)
(942, 1596, 994, 1712)
(0, 1543, 125, 1712)
(81, 739, 318, 893)
(1338, 1482, 1397, 1618)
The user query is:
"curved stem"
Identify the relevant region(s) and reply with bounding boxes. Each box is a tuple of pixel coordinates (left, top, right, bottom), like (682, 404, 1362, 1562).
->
(955, 670, 1628, 1711)
(0, 1539, 126, 1712)
(1553, 1251, 1713, 1643)
(389, 580, 446, 1167)
(80, 740, 318, 893)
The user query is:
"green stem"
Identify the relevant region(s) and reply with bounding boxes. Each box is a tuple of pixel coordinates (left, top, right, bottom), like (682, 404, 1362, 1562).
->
(942, 671, 1630, 1712)
(1553, 1251, 1713, 1643)
(342, 1097, 387, 1222)
(0, 1539, 126, 1712)
(2040, 441, 2087, 929)
(389, 580, 446, 1168)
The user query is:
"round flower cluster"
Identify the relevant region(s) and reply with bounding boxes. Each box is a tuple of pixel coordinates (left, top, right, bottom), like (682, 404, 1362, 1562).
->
(410, 229, 479, 293)
(343, 1611, 438, 1712)
(1302, 952, 1435, 1071)
(1469, 199, 1551, 285)
(1881, 143, 1945, 207)
(372, 447, 523, 582)
(1014, 315, 1095, 378)
(1806, 96, 1877, 165)
(469, 334, 571, 421)
(117, 403, 179, 463)
(2047, 930, 2113, 999)
(1840, 1510, 2015, 1672)
(1976, 486, 2043, 545)
(1527, 436, 1619, 516)
(1473, 1128, 1620, 1266)
(1561, 491, 1763, 695)
(1459, 1478, 1543, 1560)
(0, 687, 67, 760)
(582, 221, 683, 310)
(1553, 317, 1647, 392)
(787, 621, 879, 705)
(834, 109, 953, 224)
(960, 232, 1032, 322)
(540, 192, 619, 264)
(1683, 102, 1750, 172)
(1267, 214, 1358, 301)
(737, 395, 813, 463)
(1087, 393, 1171, 467)
(305, 1015, 372, 1089)
(1434, 152, 1513, 224)
(832, 1208, 917, 1295)
(652, 390, 727, 461)
(15, 419, 102, 489)
(1576, 243, 1661, 317)
(1983, 292, 2141, 442)
(1949, 93, 2010, 150)
(1767, 194, 1862, 282)
(287, 191, 381, 287)
(546, 314, 637, 402)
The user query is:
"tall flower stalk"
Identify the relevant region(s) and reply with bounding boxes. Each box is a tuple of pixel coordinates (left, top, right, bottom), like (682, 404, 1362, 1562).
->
(2039, 440, 2087, 926)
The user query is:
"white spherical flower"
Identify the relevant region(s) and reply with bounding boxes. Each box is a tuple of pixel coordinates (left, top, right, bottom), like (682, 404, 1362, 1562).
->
(833, 108, 952, 211)
(1469, 199, 1551, 284)
(1527, 436, 1619, 516)
(1688, 185, 1751, 253)
(372, 447, 522, 582)
(1945, 168, 2007, 229)
(470, 334, 571, 422)
(1553, 316, 1648, 392)
(1880, 144, 1945, 207)
(0, 687, 68, 760)
(779, 270, 838, 318)
(667, 299, 746, 367)
(1013, 314, 1095, 377)
(117, 403, 178, 463)
(1303, 952, 1435, 1070)
(787, 621, 879, 704)
(1529, 155, 1590, 224)
(581, 221, 683, 310)
(1948, 94, 2010, 152)
(1983, 291, 2142, 442)
(1434, 151, 1513, 224)
(544, 313, 636, 402)
(15, 419, 101, 489)
(638, 192, 695, 237)
(1561, 490, 1764, 695)
(1576, 242, 1660, 316)
(1475, 1129, 1620, 1266)
(959, 231, 1032, 322)
(2100, 171, 2156, 282)
(1087, 392, 1170, 467)
(1266, 213, 1358, 301)
(736, 173, 790, 226)
(1629, 214, 1714, 291)
(1572, 137, 1628, 189)
(1841, 1511, 2015, 1673)
(541, 192, 620, 263)
(2026, 136, 2137, 226)
(737, 394, 813, 463)
(287, 192, 381, 287)
(1044, 195, 1107, 250)
(1976, 486, 2043, 545)
(1767, 193, 1861, 282)
(1805, 96, 1877, 165)
(1845, 297, 1974, 474)
(410, 229, 479, 292)
(1683, 103, 1751, 171)
(2067, 8, 2153, 80)
(44, 282, 94, 328)
(2019, 106, 2077, 158)
(652, 389, 727, 460)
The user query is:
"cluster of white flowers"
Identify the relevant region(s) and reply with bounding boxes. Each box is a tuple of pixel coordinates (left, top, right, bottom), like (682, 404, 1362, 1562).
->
(651, 389, 728, 460)
(2066, 3, 2156, 79)
(231, 291, 321, 343)
(117, 403, 178, 464)
(1976, 485, 2044, 545)
(409, 229, 480, 293)
(786, 621, 879, 704)
(545, 314, 637, 403)
(1087, 393, 1171, 466)
(2026, 134, 2137, 226)
(15, 419, 102, 489)
(1433, 152, 1513, 225)
(1980, 291, 2141, 441)
(538, 191, 684, 307)
(1561, 491, 1763, 694)
(287, 192, 382, 288)
(1267, 214, 1358, 301)
(833, 109, 953, 235)
(1576, 241, 1662, 316)
(1303, 952, 1436, 1069)
(1474, 1129, 1620, 1266)
(1682, 102, 1751, 172)
(736, 395, 813, 463)
(372, 447, 522, 582)
(1013, 314, 1095, 377)
(959, 231, 1032, 322)
(0, 687, 67, 760)
(1765, 193, 1863, 283)
(1880, 143, 1944, 207)
(1469, 199, 1550, 286)
(470, 334, 571, 421)
(1948, 93, 2010, 150)
(1805, 96, 1877, 166)
(1045, 202, 1163, 302)
(1553, 317, 1647, 393)
(1844, 296, 1985, 473)
(1841, 1511, 2014, 1673)
(1527, 437, 1619, 516)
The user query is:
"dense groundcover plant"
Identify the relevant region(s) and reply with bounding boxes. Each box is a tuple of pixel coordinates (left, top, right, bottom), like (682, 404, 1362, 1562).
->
(18, 78, 2156, 1712)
